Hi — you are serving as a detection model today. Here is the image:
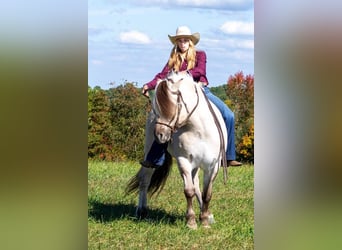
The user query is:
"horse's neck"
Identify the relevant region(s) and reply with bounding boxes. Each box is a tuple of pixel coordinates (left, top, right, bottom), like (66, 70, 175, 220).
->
(182, 85, 213, 127)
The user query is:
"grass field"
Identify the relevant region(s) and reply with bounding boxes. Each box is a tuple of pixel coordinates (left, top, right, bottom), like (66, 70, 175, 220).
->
(88, 161, 254, 249)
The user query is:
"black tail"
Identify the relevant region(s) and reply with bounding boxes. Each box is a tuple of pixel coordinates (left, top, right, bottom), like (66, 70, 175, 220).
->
(148, 151, 172, 196)
(125, 169, 141, 195)
(125, 151, 173, 197)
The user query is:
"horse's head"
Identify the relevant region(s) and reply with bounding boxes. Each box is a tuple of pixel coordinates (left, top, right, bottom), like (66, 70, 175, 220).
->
(153, 71, 199, 144)
(153, 78, 177, 143)
(166, 70, 188, 87)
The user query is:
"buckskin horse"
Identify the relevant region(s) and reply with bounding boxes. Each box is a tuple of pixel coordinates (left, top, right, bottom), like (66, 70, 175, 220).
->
(126, 70, 228, 229)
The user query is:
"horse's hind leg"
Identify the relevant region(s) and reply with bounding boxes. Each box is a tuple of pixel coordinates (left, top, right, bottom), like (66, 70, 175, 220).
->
(136, 167, 154, 219)
(136, 111, 155, 219)
(193, 168, 203, 210)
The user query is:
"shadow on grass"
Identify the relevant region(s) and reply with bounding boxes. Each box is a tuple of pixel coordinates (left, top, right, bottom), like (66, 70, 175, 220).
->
(88, 200, 183, 225)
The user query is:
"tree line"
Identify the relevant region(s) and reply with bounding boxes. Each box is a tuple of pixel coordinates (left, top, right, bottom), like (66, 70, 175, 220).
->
(88, 71, 254, 163)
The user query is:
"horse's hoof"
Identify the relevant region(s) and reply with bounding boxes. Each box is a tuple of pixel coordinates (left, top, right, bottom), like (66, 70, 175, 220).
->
(186, 214, 197, 229)
(136, 207, 148, 219)
(187, 222, 198, 230)
(200, 213, 214, 228)
(208, 214, 215, 224)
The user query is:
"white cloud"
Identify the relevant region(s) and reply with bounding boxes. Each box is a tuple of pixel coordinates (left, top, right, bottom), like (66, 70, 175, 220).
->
(236, 39, 254, 49)
(91, 60, 104, 65)
(119, 31, 151, 44)
(225, 50, 254, 61)
(133, 0, 253, 10)
(88, 26, 105, 36)
(220, 21, 254, 35)
(204, 37, 253, 50)
(88, 9, 111, 17)
(245, 39, 254, 49)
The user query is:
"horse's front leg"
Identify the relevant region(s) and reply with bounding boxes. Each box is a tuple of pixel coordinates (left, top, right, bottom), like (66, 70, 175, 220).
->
(200, 163, 219, 228)
(179, 160, 197, 229)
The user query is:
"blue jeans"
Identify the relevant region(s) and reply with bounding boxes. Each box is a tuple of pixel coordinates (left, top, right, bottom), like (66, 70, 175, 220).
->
(145, 86, 236, 166)
(145, 140, 168, 167)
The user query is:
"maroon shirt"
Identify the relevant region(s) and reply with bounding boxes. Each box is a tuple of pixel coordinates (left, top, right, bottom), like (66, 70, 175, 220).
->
(145, 50, 209, 89)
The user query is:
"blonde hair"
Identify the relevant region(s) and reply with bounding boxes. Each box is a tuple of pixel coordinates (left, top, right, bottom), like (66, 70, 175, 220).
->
(167, 40, 196, 71)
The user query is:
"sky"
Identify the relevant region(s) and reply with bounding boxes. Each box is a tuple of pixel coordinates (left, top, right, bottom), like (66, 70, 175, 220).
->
(88, 0, 254, 89)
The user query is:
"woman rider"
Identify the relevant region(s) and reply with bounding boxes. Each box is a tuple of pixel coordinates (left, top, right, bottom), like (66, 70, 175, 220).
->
(141, 26, 242, 167)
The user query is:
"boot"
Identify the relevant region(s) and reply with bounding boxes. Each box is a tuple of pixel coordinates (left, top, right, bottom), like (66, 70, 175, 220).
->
(227, 160, 242, 167)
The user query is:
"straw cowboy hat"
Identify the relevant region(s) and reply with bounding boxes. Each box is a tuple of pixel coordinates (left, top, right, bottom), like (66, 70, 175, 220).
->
(168, 26, 200, 45)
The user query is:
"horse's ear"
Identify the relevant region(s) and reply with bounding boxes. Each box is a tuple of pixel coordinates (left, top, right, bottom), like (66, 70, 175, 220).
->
(156, 79, 164, 86)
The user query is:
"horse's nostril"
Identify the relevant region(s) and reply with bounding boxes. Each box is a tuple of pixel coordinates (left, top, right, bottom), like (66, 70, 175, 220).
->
(155, 132, 164, 142)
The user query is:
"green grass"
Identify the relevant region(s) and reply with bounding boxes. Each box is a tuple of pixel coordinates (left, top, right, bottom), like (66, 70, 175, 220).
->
(88, 161, 254, 249)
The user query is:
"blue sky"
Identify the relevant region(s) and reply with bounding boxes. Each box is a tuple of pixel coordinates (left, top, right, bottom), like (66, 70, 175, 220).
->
(88, 0, 254, 89)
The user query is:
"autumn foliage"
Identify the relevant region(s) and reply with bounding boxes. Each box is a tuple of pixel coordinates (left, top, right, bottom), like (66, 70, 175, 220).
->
(226, 71, 254, 163)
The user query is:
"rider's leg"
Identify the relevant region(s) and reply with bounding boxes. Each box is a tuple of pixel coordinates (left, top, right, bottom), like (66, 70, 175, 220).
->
(141, 140, 167, 168)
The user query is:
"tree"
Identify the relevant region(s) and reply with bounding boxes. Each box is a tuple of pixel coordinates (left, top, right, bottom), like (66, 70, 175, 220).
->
(209, 85, 228, 101)
(109, 82, 148, 161)
(88, 86, 114, 160)
(226, 71, 254, 163)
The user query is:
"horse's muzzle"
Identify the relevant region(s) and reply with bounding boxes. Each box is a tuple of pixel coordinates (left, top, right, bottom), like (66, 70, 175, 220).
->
(154, 124, 172, 144)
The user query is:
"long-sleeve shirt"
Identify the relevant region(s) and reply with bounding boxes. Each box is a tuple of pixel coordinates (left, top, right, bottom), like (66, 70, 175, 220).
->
(145, 50, 209, 90)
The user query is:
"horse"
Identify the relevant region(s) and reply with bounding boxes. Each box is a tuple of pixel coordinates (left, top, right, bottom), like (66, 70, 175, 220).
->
(126, 70, 228, 229)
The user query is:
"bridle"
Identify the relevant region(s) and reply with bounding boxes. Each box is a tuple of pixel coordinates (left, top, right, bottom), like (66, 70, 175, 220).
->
(154, 78, 199, 135)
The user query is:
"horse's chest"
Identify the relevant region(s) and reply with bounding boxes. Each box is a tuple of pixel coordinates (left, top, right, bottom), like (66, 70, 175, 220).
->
(171, 133, 204, 157)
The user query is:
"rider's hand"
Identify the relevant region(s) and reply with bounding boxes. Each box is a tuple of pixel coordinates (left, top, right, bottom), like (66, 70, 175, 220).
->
(142, 84, 149, 98)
